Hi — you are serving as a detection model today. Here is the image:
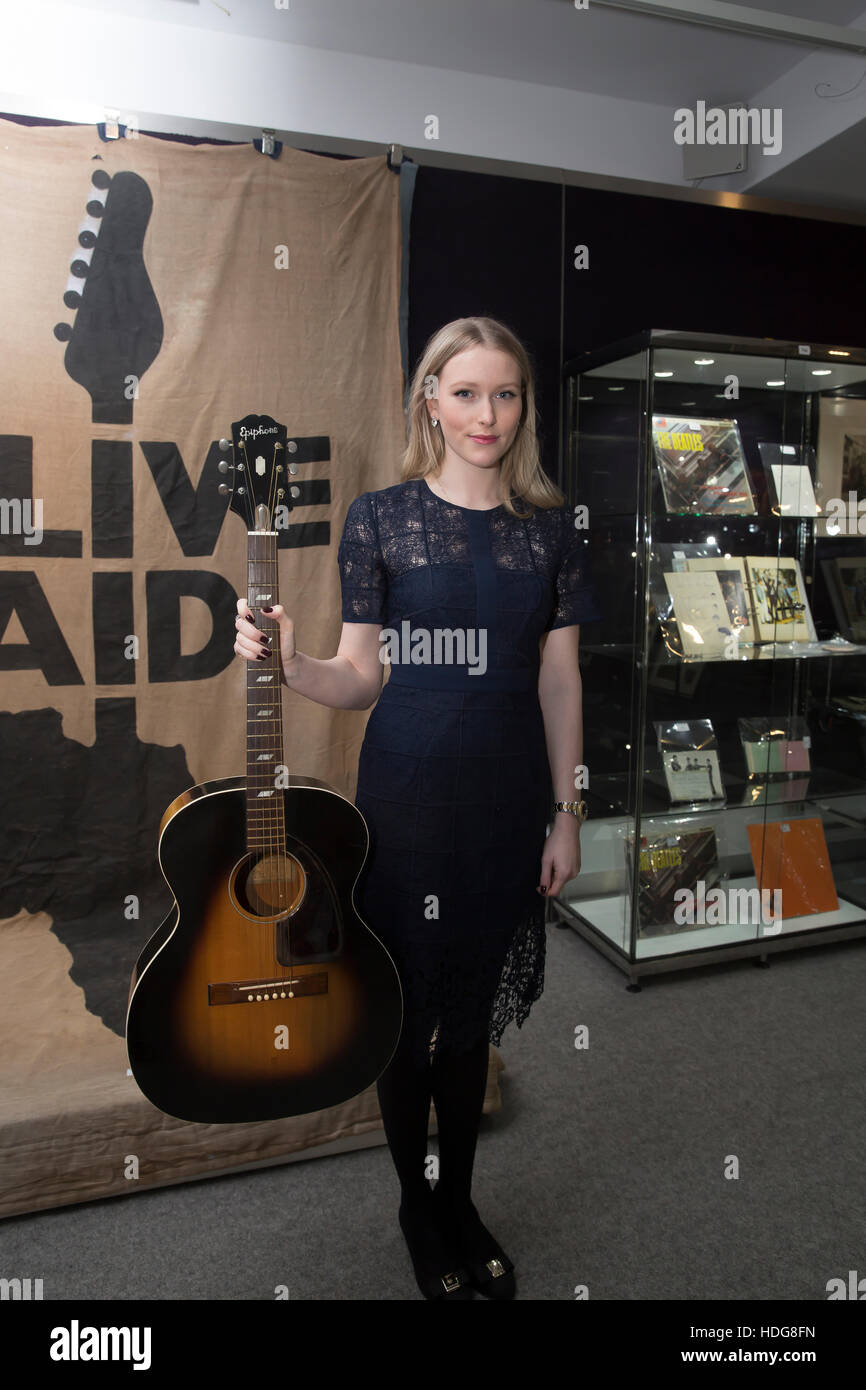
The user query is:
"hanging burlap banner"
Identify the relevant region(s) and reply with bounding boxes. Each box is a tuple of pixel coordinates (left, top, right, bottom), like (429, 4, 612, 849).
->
(0, 118, 404, 1210)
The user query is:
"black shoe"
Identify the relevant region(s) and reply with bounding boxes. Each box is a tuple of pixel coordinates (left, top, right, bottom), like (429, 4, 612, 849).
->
(430, 1184, 516, 1300)
(398, 1194, 474, 1300)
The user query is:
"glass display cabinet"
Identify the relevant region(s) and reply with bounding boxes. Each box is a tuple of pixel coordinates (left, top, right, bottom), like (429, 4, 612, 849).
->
(554, 329, 866, 983)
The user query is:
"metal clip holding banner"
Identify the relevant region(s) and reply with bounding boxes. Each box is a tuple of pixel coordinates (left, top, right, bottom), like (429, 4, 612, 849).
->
(254, 129, 282, 159)
(387, 143, 403, 172)
(97, 109, 139, 141)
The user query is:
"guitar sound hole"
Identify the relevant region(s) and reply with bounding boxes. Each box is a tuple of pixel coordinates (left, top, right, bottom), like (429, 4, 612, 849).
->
(230, 852, 307, 921)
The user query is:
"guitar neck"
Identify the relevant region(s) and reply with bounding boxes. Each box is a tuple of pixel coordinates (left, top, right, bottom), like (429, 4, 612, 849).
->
(246, 530, 286, 851)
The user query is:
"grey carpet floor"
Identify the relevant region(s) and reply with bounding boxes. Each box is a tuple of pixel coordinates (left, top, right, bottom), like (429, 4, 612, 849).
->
(1, 922, 864, 1300)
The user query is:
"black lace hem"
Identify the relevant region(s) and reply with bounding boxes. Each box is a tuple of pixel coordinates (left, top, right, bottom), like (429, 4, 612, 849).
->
(381, 905, 547, 1069)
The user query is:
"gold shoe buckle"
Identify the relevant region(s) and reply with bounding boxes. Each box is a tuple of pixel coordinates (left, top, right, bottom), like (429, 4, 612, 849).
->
(441, 1271, 462, 1293)
(486, 1258, 506, 1278)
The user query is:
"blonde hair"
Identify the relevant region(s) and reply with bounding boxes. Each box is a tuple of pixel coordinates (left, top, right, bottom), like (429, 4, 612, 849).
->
(401, 316, 565, 518)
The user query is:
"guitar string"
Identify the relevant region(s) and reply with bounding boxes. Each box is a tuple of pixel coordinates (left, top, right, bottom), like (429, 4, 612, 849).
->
(261, 443, 282, 980)
(268, 452, 292, 984)
(244, 440, 277, 990)
(263, 444, 289, 984)
(241, 442, 262, 990)
(241, 435, 294, 998)
(268, 461, 292, 984)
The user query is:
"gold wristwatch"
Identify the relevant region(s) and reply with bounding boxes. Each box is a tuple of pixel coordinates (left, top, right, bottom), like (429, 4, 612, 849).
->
(554, 800, 588, 822)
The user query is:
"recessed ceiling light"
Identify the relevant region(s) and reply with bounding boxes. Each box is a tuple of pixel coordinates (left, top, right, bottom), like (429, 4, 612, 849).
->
(654, 371, 674, 378)
(766, 380, 785, 386)
(694, 358, 715, 365)
(812, 369, 832, 376)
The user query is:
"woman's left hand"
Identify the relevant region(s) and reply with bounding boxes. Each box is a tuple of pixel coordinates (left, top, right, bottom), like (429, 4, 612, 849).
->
(537, 816, 581, 899)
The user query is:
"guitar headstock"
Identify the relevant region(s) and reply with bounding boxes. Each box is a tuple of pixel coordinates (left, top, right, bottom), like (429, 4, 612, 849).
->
(218, 414, 296, 531)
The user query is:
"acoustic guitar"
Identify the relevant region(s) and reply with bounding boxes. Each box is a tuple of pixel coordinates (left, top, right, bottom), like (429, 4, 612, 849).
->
(126, 413, 403, 1122)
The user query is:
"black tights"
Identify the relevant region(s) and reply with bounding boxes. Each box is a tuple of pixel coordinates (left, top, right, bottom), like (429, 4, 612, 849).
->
(376, 1023, 490, 1215)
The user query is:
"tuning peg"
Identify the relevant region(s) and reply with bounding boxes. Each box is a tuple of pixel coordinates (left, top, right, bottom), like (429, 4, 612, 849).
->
(218, 459, 230, 473)
(218, 483, 230, 496)
(219, 437, 232, 452)
(288, 462, 298, 475)
(290, 486, 300, 498)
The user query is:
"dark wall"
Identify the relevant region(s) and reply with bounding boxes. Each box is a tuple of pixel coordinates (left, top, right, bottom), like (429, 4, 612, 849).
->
(408, 168, 567, 478)
(407, 166, 563, 474)
(408, 166, 866, 484)
(562, 184, 866, 355)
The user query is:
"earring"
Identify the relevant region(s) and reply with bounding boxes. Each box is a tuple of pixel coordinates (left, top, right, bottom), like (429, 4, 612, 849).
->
(431, 417, 438, 426)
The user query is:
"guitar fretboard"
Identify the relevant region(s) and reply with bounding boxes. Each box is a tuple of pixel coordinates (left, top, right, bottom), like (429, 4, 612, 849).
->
(246, 531, 286, 852)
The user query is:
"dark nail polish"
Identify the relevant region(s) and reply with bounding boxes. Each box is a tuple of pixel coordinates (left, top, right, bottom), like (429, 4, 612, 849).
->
(256, 651, 268, 660)
(261, 606, 273, 614)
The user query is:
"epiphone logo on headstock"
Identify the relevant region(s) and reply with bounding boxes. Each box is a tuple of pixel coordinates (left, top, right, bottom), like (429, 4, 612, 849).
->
(239, 425, 278, 441)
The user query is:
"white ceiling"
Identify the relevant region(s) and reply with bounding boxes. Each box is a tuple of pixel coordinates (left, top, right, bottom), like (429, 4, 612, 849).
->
(8, 0, 866, 214)
(53, 0, 866, 106)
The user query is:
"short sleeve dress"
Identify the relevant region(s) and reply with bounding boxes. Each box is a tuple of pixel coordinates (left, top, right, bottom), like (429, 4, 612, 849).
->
(337, 476, 601, 1067)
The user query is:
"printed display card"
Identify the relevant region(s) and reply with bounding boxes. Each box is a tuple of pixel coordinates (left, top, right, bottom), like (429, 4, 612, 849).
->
(663, 570, 732, 658)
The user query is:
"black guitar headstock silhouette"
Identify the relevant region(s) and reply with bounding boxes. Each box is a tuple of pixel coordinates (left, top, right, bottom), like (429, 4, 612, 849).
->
(54, 168, 164, 424)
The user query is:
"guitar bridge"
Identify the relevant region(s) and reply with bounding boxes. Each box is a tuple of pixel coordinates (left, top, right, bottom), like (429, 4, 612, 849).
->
(208, 973, 328, 1005)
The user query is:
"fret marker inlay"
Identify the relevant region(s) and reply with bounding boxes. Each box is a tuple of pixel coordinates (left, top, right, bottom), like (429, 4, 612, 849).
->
(246, 526, 286, 854)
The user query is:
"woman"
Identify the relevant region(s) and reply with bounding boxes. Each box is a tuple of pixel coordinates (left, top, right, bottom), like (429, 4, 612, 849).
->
(234, 316, 600, 1300)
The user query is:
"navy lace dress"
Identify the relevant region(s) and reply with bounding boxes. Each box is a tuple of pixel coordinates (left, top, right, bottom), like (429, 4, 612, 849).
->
(337, 476, 601, 1067)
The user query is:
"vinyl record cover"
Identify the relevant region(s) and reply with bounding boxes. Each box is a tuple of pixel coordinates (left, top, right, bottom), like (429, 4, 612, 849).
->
(746, 818, 838, 918)
(654, 716, 725, 804)
(626, 825, 720, 935)
(686, 556, 757, 643)
(661, 750, 724, 802)
(651, 415, 756, 514)
(738, 716, 812, 779)
(745, 557, 813, 643)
